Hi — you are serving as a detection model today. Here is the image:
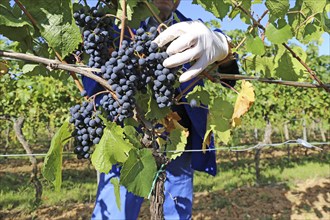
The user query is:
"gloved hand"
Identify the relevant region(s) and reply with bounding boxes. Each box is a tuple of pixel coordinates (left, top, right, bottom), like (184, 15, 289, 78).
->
(153, 20, 230, 83)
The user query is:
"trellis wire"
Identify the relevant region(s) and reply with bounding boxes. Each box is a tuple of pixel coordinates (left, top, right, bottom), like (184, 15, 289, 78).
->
(0, 139, 328, 158)
(0, 152, 73, 157)
(163, 139, 326, 153)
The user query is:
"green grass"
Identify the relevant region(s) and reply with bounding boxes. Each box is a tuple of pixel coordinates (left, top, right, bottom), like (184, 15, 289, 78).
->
(194, 153, 330, 192)
(0, 150, 329, 214)
(0, 164, 97, 213)
(0, 179, 97, 212)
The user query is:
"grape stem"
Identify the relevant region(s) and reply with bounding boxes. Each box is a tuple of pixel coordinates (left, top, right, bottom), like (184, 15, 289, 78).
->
(216, 73, 330, 89)
(88, 90, 119, 102)
(14, 0, 87, 96)
(1, 50, 324, 96)
(157, 23, 168, 33)
(0, 50, 115, 94)
(134, 105, 154, 131)
(174, 75, 203, 102)
(219, 81, 239, 94)
(235, 9, 269, 50)
(103, 14, 122, 22)
(14, 0, 38, 28)
(143, 0, 163, 25)
(231, 0, 330, 93)
(174, 58, 223, 102)
(119, 0, 127, 48)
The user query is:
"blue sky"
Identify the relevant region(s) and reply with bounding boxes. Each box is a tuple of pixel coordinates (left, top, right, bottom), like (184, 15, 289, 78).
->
(83, 0, 329, 56)
(177, 0, 329, 56)
(5, 0, 329, 56)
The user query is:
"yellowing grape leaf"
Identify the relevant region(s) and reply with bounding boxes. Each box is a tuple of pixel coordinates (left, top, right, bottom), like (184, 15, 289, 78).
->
(0, 61, 9, 76)
(159, 112, 182, 133)
(232, 81, 255, 127)
(157, 112, 188, 159)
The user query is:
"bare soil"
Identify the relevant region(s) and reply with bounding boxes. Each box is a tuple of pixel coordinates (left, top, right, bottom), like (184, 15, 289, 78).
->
(1, 178, 329, 220)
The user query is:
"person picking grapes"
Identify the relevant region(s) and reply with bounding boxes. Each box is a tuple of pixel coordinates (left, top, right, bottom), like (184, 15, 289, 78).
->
(90, 0, 239, 219)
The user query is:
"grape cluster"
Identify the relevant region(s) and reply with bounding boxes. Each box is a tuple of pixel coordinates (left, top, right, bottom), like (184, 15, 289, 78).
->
(73, 6, 113, 68)
(133, 27, 178, 108)
(69, 102, 104, 159)
(99, 40, 137, 123)
(69, 25, 181, 159)
(98, 27, 179, 124)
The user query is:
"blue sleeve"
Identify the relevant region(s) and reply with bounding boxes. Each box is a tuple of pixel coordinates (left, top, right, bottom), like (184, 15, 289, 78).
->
(179, 78, 217, 176)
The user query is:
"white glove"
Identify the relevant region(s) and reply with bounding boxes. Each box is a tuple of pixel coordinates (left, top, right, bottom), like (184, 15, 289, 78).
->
(153, 20, 230, 83)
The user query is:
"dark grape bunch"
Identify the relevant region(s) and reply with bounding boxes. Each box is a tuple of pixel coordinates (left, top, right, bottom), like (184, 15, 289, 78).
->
(99, 40, 137, 123)
(97, 27, 180, 125)
(99, 26, 179, 123)
(73, 6, 113, 68)
(134, 27, 178, 108)
(70, 25, 181, 159)
(69, 102, 104, 159)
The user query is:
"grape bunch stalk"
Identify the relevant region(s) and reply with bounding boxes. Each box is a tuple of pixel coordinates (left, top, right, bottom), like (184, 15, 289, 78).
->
(69, 16, 181, 159)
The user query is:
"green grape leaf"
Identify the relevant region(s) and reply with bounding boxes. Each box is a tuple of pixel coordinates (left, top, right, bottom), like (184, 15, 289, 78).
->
(192, 0, 231, 20)
(22, 64, 38, 74)
(203, 99, 233, 149)
(124, 117, 139, 128)
(303, 0, 327, 14)
(186, 85, 210, 106)
(117, 0, 138, 24)
(274, 52, 299, 80)
(245, 35, 265, 55)
(117, 1, 158, 29)
(320, 15, 330, 34)
(265, 23, 293, 44)
(145, 91, 171, 120)
(0, 25, 32, 52)
(239, 0, 252, 25)
(258, 56, 275, 78)
(91, 122, 133, 173)
(42, 120, 72, 191)
(165, 126, 188, 160)
(17, 89, 31, 104)
(321, 4, 330, 33)
(123, 125, 142, 149)
(301, 23, 323, 43)
(0, 4, 31, 27)
(214, 129, 231, 146)
(135, 91, 149, 114)
(22, 64, 48, 76)
(0, 0, 10, 8)
(128, 2, 159, 29)
(120, 148, 157, 198)
(19, 0, 82, 58)
(265, 0, 289, 22)
(290, 46, 308, 78)
(110, 178, 121, 211)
